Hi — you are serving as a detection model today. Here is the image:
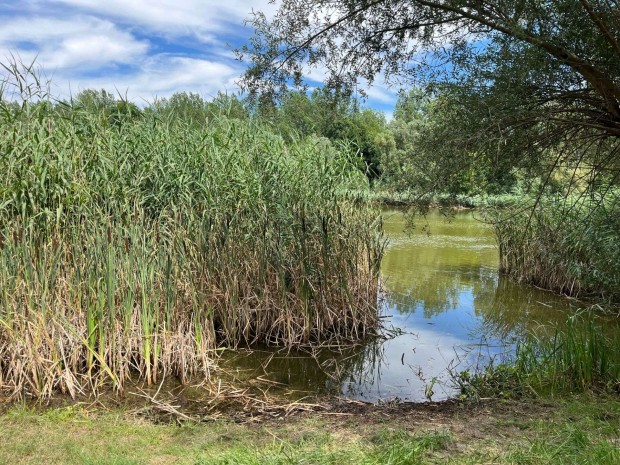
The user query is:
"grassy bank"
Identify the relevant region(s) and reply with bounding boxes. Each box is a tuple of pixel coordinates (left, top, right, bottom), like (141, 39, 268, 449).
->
(1, 395, 619, 464)
(0, 75, 384, 400)
(455, 315, 620, 401)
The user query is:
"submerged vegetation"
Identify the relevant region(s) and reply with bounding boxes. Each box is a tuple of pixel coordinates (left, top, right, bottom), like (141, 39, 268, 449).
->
(0, 68, 384, 399)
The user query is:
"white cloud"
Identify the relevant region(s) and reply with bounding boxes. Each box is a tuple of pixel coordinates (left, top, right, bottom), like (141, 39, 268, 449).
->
(62, 55, 241, 102)
(47, 0, 275, 40)
(302, 62, 330, 85)
(49, 34, 147, 69)
(0, 11, 241, 102)
(363, 83, 397, 105)
(0, 16, 149, 70)
(0, 1, 397, 110)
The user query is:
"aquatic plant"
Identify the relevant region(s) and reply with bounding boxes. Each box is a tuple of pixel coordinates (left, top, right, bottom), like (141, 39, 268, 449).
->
(456, 313, 620, 398)
(0, 64, 384, 399)
(493, 195, 620, 302)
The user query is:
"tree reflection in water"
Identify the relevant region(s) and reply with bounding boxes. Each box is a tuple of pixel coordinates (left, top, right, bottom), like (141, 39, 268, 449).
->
(222, 210, 611, 402)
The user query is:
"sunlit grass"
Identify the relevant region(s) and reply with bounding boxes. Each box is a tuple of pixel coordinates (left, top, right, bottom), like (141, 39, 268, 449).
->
(2, 396, 619, 464)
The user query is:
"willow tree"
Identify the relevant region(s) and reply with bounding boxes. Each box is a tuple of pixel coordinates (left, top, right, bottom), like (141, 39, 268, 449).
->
(239, 0, 620, 198)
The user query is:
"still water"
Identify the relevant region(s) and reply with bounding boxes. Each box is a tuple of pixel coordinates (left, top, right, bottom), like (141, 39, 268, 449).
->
(223, 210, 585, 402)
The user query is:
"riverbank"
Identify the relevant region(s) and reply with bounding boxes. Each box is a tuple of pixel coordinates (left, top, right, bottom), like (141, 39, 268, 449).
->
(1, 395, 618, 464)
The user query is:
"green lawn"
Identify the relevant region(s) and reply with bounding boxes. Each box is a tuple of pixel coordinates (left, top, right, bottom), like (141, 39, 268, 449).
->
(1, 395, 619, 464)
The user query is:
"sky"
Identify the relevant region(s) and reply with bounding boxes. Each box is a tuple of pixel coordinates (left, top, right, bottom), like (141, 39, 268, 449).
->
(0, 1, 398, 113)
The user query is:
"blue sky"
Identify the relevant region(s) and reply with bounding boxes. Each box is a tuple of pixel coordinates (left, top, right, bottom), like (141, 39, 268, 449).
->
(0, 1, 398, 113)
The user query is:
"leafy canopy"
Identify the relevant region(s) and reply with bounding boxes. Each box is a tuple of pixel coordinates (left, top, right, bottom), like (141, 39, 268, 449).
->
(240, 0, 620, 197)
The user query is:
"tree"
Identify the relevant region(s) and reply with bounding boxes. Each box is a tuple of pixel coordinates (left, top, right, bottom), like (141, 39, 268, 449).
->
(253, 88, 390, 180)
(380, 90, 428, 191)
(149, 92, 249, 126)
(73, 89, 117, 113)
(272, 91, 318, 137)
(393, 89, 428, 125)
(152, 92, 208, 125)
(239, 0, 620, 196)
(206, 92, 249, 120)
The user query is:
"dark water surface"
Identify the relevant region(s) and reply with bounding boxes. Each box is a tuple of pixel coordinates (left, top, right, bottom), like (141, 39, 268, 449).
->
(221, 210, 592, 402)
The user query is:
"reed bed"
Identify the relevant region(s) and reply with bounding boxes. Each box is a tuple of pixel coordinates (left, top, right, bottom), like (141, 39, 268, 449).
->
(0, 73, 384, 399)
(494, 195, 620, 302)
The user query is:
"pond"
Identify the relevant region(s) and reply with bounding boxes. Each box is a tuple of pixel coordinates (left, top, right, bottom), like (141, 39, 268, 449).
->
(221, 209, 592, 402)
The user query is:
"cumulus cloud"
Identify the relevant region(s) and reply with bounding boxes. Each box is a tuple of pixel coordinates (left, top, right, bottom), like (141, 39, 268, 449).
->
(362, 81, 398, 105)
(49, 34, 147, 69)
(0, 1, 397, 108)
(0, 16, 149, 70)
(65, 55, 241, 101)
(0, 9, 242, 102)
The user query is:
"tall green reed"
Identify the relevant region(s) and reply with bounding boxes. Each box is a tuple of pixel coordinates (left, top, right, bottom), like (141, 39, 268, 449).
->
(0, 64, 384, 399)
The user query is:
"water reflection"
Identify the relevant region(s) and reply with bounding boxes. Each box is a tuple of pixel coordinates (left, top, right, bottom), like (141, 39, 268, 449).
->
(220, 342, 385, 399)
(224, 209, 591, 402)
(364, 210, 586, 400)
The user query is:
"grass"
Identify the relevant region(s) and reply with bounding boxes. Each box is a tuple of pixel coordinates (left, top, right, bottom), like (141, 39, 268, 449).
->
(1, 395, 619, 464)
(0, 63, 384, 400)
(455, 314, 620, 400)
